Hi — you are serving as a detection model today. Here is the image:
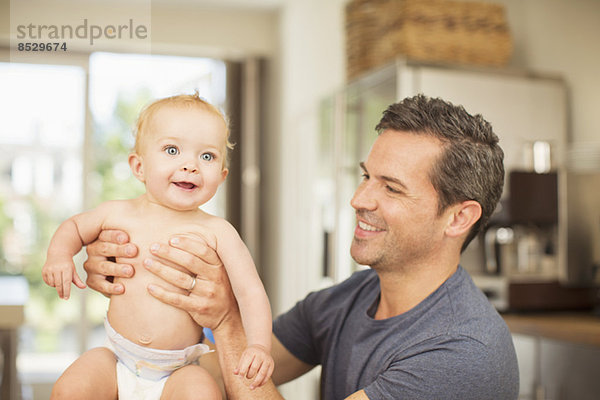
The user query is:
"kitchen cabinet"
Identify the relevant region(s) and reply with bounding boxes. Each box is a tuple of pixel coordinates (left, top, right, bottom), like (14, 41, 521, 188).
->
(506, 313, 600, 400)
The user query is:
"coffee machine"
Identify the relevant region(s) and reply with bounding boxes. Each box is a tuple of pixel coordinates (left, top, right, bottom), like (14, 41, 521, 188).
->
(468, 170, 599, 312)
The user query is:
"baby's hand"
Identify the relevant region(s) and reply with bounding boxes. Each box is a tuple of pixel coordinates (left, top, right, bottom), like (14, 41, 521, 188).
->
(234, 344, 274, 389)
(42, 258, 86, 300)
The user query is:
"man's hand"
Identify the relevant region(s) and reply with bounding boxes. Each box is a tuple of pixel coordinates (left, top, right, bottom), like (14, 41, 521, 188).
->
(83, 229, 137, 296)
(143, 234, 239, 331)
(143, 235, 286, 399)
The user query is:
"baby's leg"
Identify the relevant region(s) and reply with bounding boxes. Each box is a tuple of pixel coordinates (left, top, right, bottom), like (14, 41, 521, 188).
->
(162, 364, 222, 400)
(51, 347, 117, 400)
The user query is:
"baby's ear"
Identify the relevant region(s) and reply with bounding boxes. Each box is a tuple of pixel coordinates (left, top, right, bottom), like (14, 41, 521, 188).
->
(128, 153, 145, 183)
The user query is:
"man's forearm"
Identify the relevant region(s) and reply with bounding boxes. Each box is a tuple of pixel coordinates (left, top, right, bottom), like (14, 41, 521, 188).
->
(212, 316, 283, 400)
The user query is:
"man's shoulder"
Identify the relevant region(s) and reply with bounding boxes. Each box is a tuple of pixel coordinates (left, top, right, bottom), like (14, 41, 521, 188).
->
(441, 267, 513, 345)
(443, 266, 495, 313)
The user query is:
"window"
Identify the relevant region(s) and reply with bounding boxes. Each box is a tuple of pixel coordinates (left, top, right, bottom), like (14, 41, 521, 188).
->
(0, 61, 86, 385)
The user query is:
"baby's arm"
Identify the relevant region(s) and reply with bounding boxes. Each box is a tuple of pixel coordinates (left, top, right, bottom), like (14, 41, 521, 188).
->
(214, 221, 273, 388)
(42, 202, 115, 299)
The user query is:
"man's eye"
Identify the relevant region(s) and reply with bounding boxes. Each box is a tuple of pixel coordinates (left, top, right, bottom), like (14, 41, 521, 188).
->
(386, 185, 401, 194)
(201, 153, 214, 161)
(164, 146, 179, 155)
(361, 173, 369, 180)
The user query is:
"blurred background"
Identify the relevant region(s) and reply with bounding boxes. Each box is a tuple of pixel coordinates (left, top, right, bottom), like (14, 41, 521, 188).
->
(1, 0, 599, 399)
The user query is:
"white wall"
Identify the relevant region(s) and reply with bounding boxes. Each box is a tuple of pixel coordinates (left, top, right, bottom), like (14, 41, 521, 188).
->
(269, 0, 348, 315)
(498, 0, 600, 144)
(268, 2, 348, 397)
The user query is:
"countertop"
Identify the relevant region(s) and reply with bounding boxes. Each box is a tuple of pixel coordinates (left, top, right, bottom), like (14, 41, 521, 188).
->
(502, 312, 600, 347)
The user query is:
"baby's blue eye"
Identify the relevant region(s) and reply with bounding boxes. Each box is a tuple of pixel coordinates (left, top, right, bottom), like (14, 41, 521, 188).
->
(201, 153, 214, 161)
(165, 146, 179, 156)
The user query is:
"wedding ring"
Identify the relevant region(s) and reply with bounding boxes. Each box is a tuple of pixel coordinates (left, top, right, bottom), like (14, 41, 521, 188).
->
(189, 276, 197, 291)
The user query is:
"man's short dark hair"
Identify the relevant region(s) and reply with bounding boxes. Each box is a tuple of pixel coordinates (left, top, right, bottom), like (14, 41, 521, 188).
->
(376, 94, 504, 250)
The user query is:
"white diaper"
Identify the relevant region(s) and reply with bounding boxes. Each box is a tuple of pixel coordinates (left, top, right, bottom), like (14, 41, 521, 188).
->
(104, 318, 212, 400)
(115, 361, 167, 400)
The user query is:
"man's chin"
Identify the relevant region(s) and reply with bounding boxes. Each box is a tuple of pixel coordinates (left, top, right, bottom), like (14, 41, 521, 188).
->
(350, 247, 374, 267)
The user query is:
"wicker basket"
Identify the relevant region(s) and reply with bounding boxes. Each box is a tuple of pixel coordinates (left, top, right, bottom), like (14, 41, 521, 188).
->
(346, 0, 513, 80)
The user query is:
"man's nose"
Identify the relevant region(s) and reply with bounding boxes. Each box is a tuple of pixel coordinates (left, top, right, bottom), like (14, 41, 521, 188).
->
(350, 180, 377, 211)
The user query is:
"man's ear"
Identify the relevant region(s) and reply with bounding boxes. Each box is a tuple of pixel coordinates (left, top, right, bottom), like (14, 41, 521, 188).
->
(128, 153, 145, 183)
(445, 200, 482, 238)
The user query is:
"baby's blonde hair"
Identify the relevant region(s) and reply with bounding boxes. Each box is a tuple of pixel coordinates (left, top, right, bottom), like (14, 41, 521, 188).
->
(133, 93, 234, 166)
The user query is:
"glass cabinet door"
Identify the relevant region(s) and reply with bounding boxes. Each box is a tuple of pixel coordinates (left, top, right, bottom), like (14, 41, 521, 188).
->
(318, 66, 397, 284)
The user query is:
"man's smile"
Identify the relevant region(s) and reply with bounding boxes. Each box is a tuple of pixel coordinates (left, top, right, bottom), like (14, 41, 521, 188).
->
(358, 220, 383, 232)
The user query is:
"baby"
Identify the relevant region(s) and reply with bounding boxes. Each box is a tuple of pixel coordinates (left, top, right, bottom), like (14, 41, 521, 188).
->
(42, 94, 272, 399)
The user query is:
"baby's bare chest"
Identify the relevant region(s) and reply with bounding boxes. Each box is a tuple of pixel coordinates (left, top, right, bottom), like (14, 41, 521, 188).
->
(103, 209, 218, 263)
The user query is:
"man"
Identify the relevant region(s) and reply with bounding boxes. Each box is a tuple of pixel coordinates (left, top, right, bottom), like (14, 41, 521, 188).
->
(84, 95, 519, 399)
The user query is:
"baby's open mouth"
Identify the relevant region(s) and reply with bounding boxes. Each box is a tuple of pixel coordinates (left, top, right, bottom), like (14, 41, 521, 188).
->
(173, 181, 197, 190)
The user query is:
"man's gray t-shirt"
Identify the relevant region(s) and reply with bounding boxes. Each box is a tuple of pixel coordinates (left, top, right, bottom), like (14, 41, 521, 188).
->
(273, 266, 519, 399)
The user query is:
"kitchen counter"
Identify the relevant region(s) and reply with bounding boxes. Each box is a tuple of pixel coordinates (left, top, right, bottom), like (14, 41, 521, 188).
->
(502, 312, 600, 347)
